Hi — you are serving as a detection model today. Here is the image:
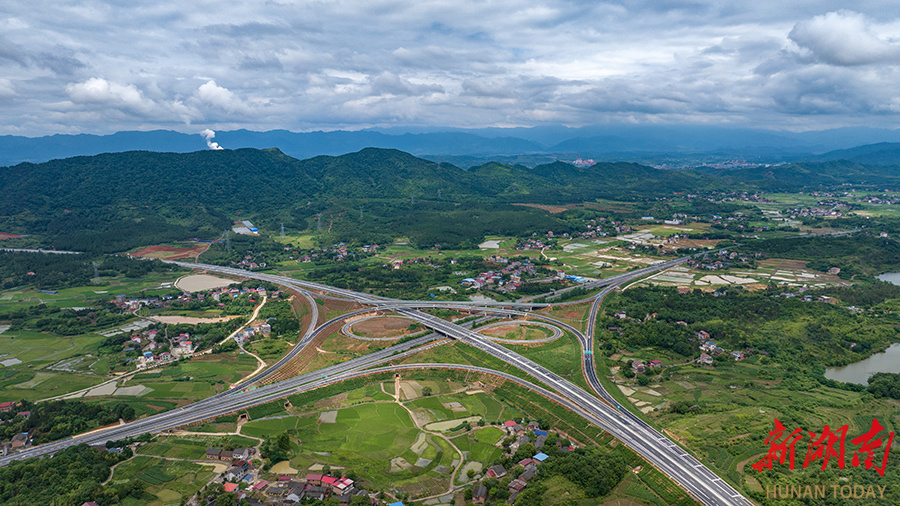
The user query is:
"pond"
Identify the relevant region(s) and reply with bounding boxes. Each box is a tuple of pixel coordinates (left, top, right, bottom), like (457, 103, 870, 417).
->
(876, 272, 900, 286)
(824, 343, 900, 386)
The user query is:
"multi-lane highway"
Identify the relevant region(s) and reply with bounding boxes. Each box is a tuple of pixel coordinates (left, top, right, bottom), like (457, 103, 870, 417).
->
(0, 254, 752, 505)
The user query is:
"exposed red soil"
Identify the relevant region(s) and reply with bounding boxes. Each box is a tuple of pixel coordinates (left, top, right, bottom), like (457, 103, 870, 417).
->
(128, 244, 208, 260)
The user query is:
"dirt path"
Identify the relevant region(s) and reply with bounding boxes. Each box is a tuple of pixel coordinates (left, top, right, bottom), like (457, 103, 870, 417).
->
(393, 386, 468, 499)
(211, 295, 268, 388)
(194, 238, 218, 262)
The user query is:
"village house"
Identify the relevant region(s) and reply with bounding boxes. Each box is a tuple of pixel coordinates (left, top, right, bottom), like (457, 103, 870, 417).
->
(304, 485, 328, 501)
(232, 447, 251, 460)
(698, 353, 713, 365)
(473, 485, 488, 504)
(331, 477, 355, 495)
(519, 467, 536, 482)
(11, 433, 29, 448)
(225, 460, 250, 481)
(486, 464, 507, 479)
(509, 478, 527, 494)
(305, 473, 323, 486)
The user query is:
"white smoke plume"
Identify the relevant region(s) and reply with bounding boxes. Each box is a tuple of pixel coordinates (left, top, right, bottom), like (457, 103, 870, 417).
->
(200, 128, 224, 150)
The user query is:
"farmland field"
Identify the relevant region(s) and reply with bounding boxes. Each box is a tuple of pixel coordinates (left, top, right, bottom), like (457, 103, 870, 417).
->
(109, 455, 217, 506)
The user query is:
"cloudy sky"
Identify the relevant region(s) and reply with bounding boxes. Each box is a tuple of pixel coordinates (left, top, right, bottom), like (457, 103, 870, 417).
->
(3, 1, 900, 136)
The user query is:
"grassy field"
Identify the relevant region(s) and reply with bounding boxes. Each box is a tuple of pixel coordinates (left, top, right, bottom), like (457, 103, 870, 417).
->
(274, 233, 317, 249)
(0, 272, 180, 309)
(240, 377, 525, 496)
(602, 352, 900, 499)
(0, 273, 185, 403)
(112, 352, 259, 407)
(110, 455, 217, 506)
(503, 331, 594, 393)
(479, 322, 554, 340)
(138, 434, 258, 460)
(288, 402, 423, 488)
(0, 328, 110, 401)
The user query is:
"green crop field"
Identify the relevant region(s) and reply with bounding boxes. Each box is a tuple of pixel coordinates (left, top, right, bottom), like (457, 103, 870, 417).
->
(110, 455, 216, 506)
(0, 329, 105, 364)
(139, 434, 258, 460)
(459, 392, 504, 421)
(288, 402, 420, 487)
(406, 396, 456, 421)
(241, 416, 303, 437)
(127, 352, 258, 403)
(473, 426, 504, 444)
(0, 273, 180, 310)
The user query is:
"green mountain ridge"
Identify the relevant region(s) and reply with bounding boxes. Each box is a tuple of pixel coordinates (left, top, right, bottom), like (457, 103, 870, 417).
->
(2, 147, 899, 253)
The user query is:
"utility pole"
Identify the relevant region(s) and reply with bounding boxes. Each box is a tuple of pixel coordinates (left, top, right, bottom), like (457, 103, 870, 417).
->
(225, 230, 231, 251)
(317, 213, 322, 231)
(281, 223, 285, 239)
(91, 261, 99, 282)
(437, 189, 442, 199)
(359, 205, 363, 220)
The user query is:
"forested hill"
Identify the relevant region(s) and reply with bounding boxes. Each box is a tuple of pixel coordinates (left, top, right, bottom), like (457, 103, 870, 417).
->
(700, 160, 900, 189)
(810, 142, 900, 166)
(1, 147, 899, 252)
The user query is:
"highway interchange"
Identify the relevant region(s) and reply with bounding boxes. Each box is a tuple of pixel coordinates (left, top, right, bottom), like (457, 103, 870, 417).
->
(0, 254, 753, 506)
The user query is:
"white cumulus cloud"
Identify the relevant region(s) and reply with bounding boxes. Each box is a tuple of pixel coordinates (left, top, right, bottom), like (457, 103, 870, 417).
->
(66, 77, 154, 112)
(196, 80, 252, 115)
(789, 11, 900, 66)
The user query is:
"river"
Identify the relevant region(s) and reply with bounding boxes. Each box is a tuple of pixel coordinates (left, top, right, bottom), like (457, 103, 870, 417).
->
(824, 343, 900, 386)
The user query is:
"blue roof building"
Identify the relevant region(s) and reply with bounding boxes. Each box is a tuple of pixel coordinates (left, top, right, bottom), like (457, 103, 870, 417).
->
(533, 452, 549, 462)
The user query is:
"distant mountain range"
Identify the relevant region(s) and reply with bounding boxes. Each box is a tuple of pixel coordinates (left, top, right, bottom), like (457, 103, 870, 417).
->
(2, 125, 900, 167)
(810, 142, 900, 167)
